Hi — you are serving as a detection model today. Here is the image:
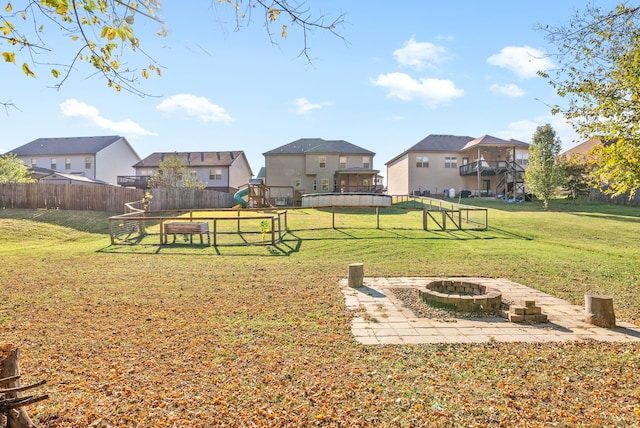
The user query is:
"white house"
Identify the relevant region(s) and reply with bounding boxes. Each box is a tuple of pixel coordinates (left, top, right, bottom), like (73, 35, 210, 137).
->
(9, 135, 140, 186)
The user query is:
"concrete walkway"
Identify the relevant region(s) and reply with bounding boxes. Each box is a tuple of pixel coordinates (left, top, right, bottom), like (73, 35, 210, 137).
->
(341, 277, 640, 345)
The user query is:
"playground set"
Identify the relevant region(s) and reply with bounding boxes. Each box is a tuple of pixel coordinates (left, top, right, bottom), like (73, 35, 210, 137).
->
(233, 179, 295, 209)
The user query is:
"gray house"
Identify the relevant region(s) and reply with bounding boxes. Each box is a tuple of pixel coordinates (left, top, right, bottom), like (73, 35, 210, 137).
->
(263, 138, 381, 200)
(9, 135, 140, 186)
(124, 151, 253, 193)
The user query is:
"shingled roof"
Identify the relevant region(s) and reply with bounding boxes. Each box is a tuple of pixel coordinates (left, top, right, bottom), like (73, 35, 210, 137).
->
(406, 135, 475, 152)
(9, 136, 126, 156)
(386, 134, 530, 166)
(133, 151, 245, 168)
(263, 138, 375, 156)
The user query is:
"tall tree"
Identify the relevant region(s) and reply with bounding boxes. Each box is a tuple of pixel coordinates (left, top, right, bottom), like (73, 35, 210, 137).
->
(1, 1, 344, 98)
(540, 3, 640, 198)
(557, 153, 591, 200)
(0, 153, 33, 183)
(147, 154, 205, 189)
(525, 124, 562, 210)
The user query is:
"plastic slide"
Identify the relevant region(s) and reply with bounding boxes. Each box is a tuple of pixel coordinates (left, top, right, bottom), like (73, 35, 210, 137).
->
(233, 187, 249, 208)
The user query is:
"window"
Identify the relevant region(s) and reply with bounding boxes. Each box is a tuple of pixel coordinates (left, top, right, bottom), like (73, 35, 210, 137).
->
(363, 179, 370, 188)
(51, 158, 57, 170)
(321, 179, 330, 191)
(65, 158, 71, 169)
(209, 168, 222, 180)
(462, 157, 469, 165)
(295, 179, 301, 187)
(31, 158, 36, 167)
(445, 156, 458, 168)
(339, 156, 347, 169)
(85, 156, 92, 169)
(362, 156, 371, 169)
(319, 156, 326, 168)
(416, 156, 429, 168)
(516, 153, 529, 166)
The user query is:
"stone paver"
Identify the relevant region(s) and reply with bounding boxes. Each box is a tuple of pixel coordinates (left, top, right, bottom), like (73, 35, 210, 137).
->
(341, 277, 640, 344)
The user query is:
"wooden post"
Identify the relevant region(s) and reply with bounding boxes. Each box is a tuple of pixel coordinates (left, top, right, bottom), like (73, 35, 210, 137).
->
(1, 344, 36, 428)
(584, 295, 616, 328)
(348, 263, 364, 288)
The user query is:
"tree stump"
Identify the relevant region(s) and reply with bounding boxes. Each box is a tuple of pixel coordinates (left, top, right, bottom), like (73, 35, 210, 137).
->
(1, 344, 44, 428)
(584, 295, 616, 328)
(348, 263, 364, 288)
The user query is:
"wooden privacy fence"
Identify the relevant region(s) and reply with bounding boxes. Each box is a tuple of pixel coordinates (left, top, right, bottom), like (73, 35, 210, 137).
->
(0, 184, 236, 212)
(0, 183, 144, 213)
(146, 188, 234, 210)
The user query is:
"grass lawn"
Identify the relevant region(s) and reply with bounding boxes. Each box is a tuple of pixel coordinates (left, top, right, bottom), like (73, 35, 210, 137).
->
(1, 199, 639, 427)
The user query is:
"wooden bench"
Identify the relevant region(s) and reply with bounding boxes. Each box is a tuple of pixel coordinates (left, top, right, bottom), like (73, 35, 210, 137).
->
(163, 221, 210, 245)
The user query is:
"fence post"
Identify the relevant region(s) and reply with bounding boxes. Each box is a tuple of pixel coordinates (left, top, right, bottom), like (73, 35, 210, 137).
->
(332, 206, 336, 229)
(271, 217, 276, 244)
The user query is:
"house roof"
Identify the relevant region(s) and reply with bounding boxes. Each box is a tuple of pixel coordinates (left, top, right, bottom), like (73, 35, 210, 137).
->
(407, 134, 475, 152)
(9, 136, 126, 156)
(462, 135, 529, 150)
(385, 135, 473, 165)
(385, 134, 530, 166)
(263, 138, 375, 156)
(40, 172, 108, 185)
(561, 138, 604, 157)
(133, 151, 245, 168)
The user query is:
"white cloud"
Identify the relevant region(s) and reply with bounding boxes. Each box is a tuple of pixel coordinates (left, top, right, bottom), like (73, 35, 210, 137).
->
(289, 97, 333, 115)
(156, 93, 233, 123)
(372, 72, 464, 107)
(60, 99, 157, 136)
(487, 46, 554, 78)
(490, 83, 525, 97)
(393, 36, 448, 70)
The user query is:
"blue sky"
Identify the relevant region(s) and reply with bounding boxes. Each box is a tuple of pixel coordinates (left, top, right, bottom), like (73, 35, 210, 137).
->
(1, 1, 607, 178)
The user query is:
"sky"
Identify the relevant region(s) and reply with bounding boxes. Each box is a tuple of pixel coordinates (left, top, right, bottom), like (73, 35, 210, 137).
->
(1, 1, 611, 179)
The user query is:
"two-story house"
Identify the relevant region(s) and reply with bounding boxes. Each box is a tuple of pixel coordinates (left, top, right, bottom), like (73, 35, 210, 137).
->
(386, 134, 530, 197)
(123, 151, 252, 193)
(8, 135, 141, 186)
(263, 138, 381, 199)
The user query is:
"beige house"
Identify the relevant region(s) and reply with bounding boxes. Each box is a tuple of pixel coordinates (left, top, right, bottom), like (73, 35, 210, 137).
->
(123, 151, 252, 193)
(263, 138, 381, 200)
(9, 135, 140, 186)
(386, 134, 530, 198)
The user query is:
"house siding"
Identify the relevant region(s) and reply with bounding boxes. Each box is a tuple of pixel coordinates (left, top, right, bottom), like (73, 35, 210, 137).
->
(386, 135, 530, 197)
(386, 155, 409, 195)
(228, 154, 252, 191)
(95, 138, 140, 184)
(265, 155, 308, 191)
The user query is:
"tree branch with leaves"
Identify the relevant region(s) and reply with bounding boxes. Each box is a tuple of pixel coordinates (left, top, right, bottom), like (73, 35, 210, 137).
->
(540, 3, 640, 199)
(1, 0, 345, 103)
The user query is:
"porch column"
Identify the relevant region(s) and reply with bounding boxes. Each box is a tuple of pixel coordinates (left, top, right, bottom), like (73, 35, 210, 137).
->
(477, 147, 481, 196)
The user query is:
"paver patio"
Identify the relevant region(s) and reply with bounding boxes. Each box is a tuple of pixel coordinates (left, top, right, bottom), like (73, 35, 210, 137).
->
(341, 277, 640, 345)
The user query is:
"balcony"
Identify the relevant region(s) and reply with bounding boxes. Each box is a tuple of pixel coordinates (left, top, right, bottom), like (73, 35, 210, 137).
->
(459, 161, 514, 176)
(117, 175, 150, 188)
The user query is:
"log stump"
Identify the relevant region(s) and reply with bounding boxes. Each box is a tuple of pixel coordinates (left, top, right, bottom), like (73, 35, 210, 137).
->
(348, 263, 364, 288)
(584, 295, 616, 328)
(1, 344, 47, 428)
